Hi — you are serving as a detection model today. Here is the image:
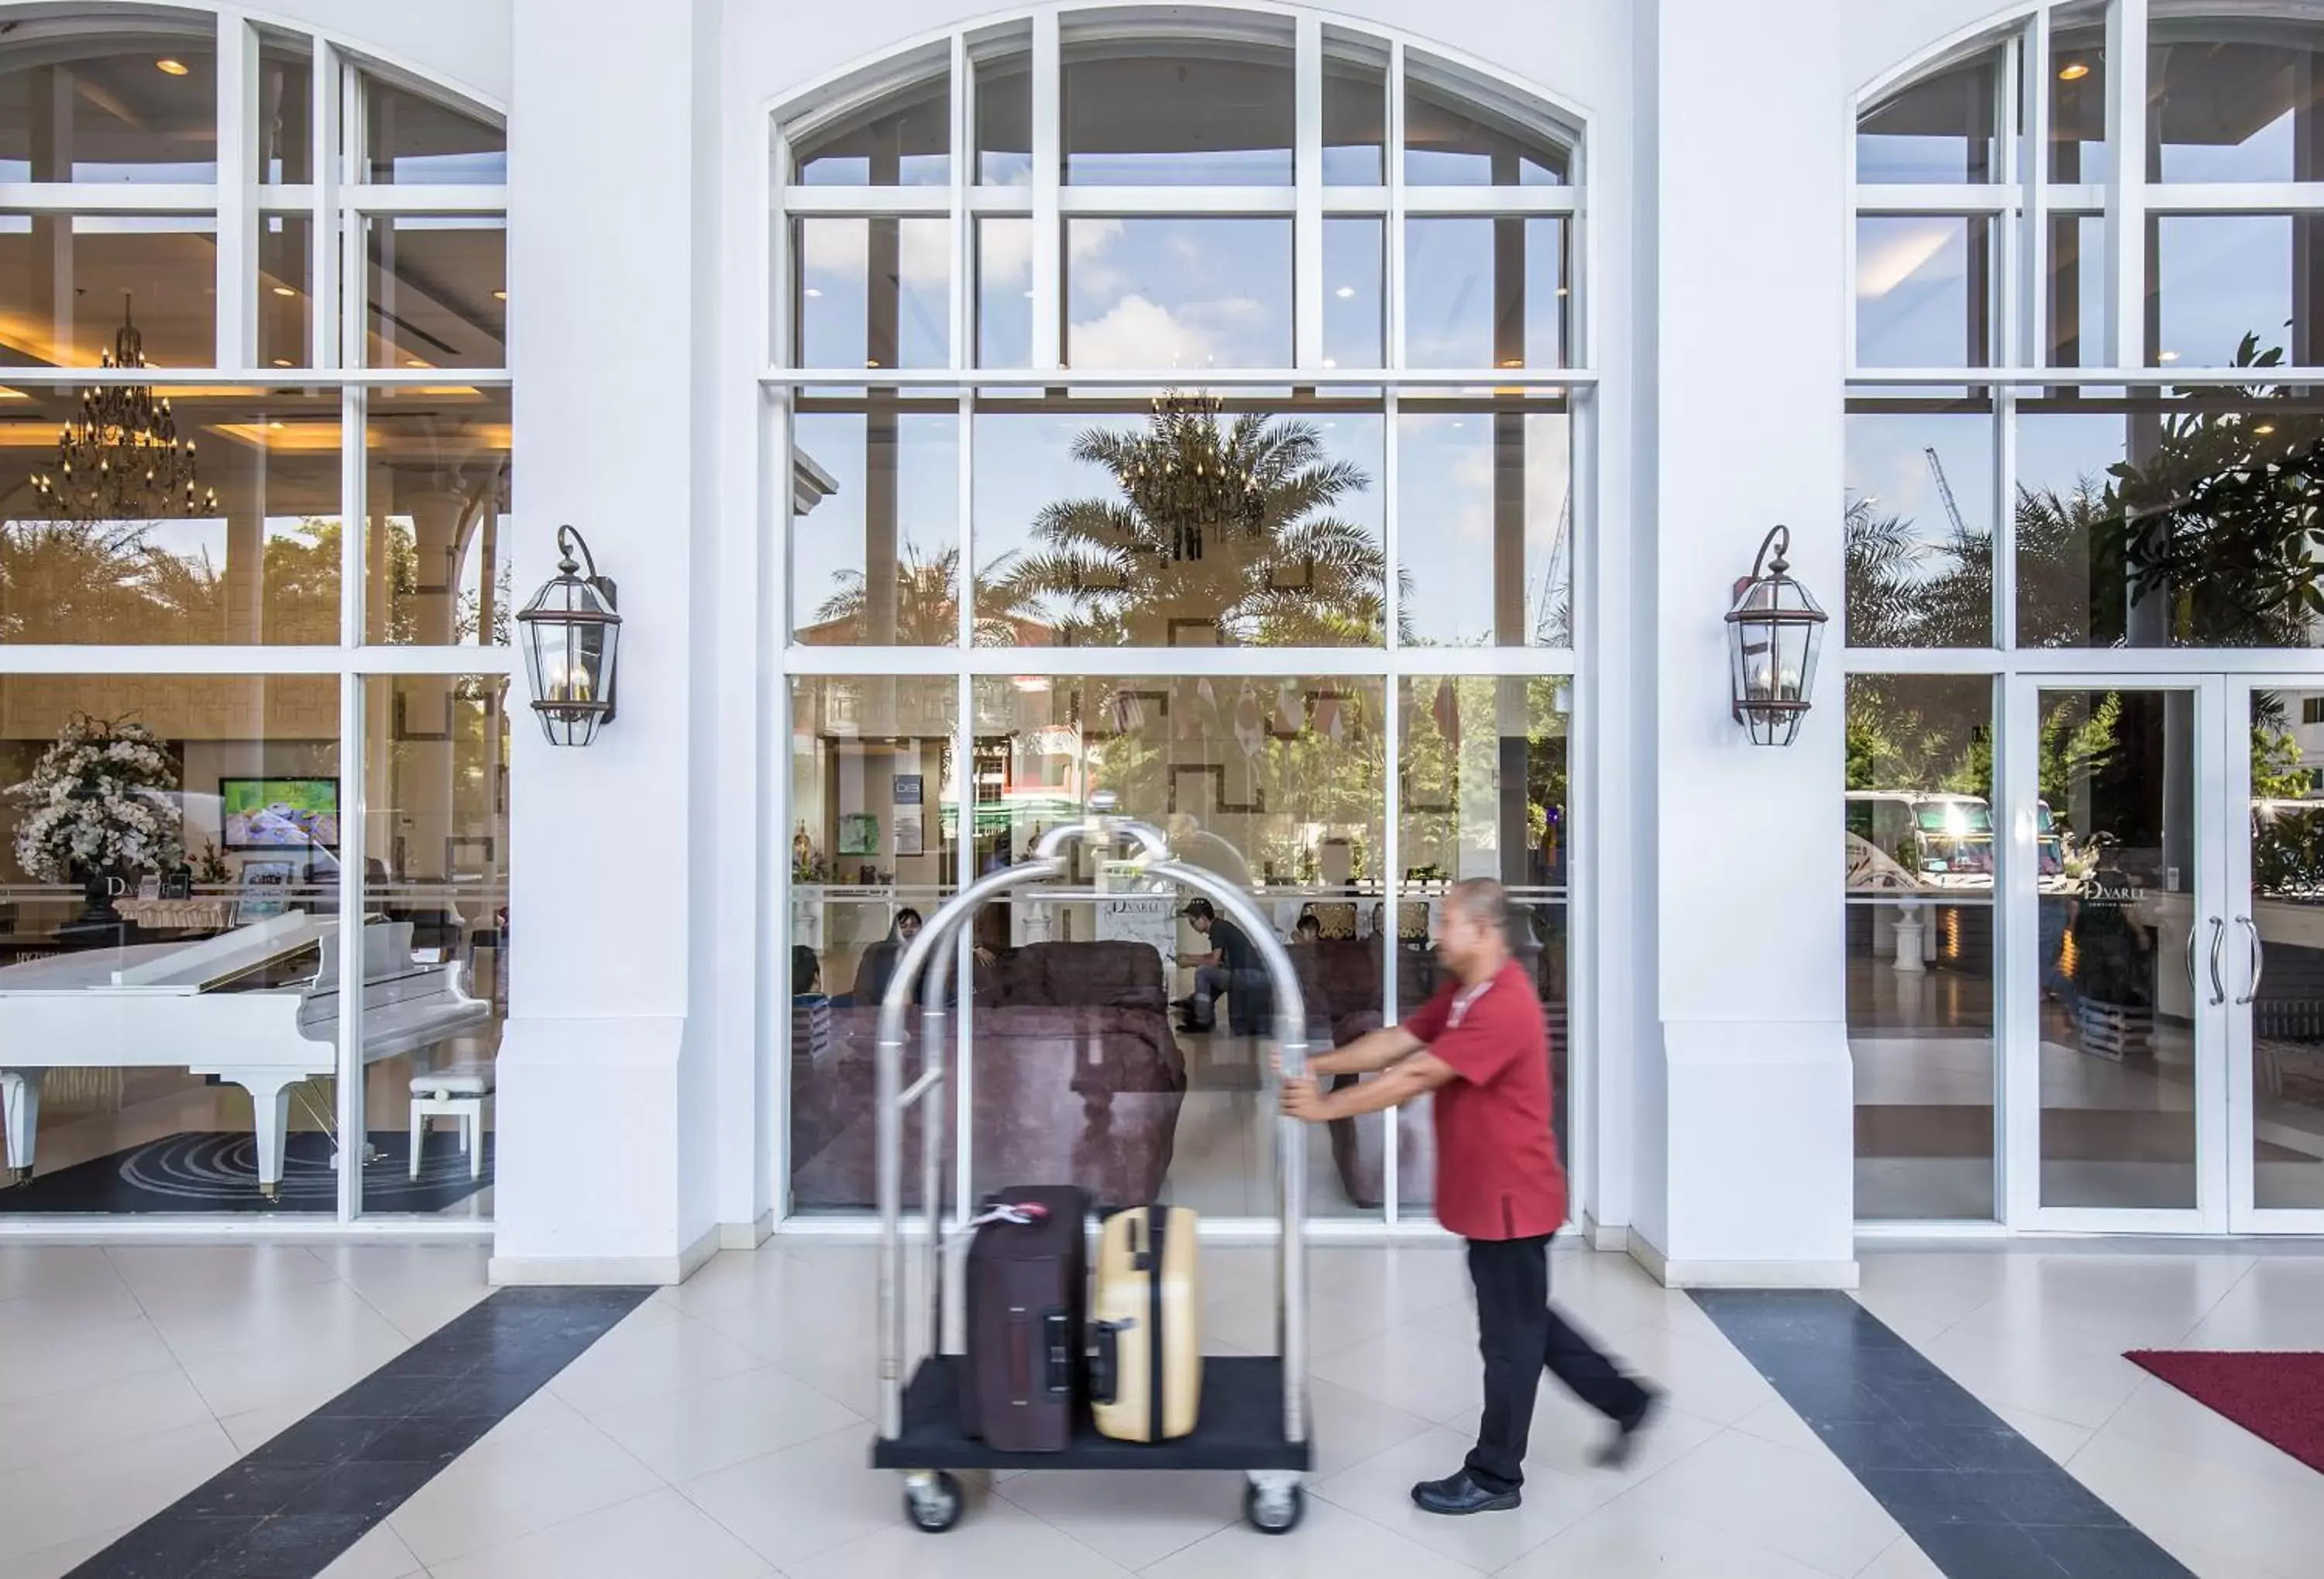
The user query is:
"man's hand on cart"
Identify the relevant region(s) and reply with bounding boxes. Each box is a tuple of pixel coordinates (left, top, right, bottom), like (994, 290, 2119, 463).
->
(1280, 1072, 1330, 1122)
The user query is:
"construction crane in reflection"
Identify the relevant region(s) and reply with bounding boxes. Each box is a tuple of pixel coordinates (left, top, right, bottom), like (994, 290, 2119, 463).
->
(1924, 445, 1969, 542)
(1530, 490, 1573, 644)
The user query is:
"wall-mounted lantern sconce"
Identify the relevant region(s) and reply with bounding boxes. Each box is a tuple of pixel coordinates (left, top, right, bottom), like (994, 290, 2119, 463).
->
(1726, 525, 1827, 747)
(517, 525, 621, 747)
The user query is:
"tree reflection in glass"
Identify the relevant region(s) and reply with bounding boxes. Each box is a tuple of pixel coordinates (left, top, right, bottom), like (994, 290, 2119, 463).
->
(978, 393, 1386, 648)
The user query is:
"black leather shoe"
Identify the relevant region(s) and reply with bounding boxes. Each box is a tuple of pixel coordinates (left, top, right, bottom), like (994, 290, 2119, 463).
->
(1175, 1018, 1213, 1034)
(1411, 1471, 1520, 1515)
(1593, 1389, 1661, 1470)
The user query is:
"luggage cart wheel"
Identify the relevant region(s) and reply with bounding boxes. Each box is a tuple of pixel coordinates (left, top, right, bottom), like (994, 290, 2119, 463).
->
(1243, 1476, 1304, 1535)
(903, 1471, 964, 1533)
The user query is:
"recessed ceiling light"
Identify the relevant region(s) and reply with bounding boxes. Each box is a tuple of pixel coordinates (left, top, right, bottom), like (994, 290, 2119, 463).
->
(2058, 61, 2090, 81)
(1321, 357, 1338, 368)
(2255, 421, 2277, 435)
(268, 420, 285, 430)
(404, 357, 431, 368)
(866, 358, 881, 367)
(1556, 287, 1570, 298)
(271, 357, 293, 367)
(1501, 358, 1523, 368)
(1335, 285, 1355, 299)
(271, 284, 297, 298)
(2159, 349, 2181, 363)
(156, 57, 189, 76)
(803, 287, 823, 298)
(492, 289, 508, 301)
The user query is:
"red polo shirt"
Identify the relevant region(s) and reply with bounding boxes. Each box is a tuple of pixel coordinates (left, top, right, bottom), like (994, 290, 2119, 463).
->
(1404, 958, 1566, 1241)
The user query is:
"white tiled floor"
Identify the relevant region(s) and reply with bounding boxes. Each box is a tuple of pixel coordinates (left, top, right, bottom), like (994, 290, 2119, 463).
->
(6, 1236, 2324, 1577)
(0, 1241, 493, 1573)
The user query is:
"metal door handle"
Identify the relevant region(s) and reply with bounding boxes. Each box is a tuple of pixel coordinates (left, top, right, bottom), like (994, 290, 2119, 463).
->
(2206, 917, 2227, 1006)
(2236, 916, 2264, 1006)
(2185, 919, 2200, 996)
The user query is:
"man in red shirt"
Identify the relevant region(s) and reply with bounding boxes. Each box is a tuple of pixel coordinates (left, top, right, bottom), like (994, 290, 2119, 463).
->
(1283, 878, 1659, 1515)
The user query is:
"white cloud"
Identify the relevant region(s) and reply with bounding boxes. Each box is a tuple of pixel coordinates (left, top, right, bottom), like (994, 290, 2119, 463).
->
(799, 215, 953, 289)
(1067, 294, 1219, 370)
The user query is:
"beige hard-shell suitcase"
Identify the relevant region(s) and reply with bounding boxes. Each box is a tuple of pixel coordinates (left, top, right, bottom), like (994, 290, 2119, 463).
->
(1088, 1206, 1202, 1442)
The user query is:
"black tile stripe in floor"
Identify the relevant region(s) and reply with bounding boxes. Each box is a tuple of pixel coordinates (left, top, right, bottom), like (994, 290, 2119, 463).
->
(64, 1285, 653, 1579)
(1691, 1290, 2192, 1579)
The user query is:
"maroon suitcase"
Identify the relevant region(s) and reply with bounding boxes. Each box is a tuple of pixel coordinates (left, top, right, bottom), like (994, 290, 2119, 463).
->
(959, 1185, 1088, 1451)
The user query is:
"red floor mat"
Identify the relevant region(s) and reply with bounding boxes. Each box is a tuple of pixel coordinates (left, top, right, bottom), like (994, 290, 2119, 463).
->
(2123, 1350, 2324, 1474)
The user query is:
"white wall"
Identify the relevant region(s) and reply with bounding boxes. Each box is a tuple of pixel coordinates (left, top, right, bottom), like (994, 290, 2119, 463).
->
(246, 0, 509, 105)
(492, 0, 720, 1282)
(1632, 0, 1857, 1285)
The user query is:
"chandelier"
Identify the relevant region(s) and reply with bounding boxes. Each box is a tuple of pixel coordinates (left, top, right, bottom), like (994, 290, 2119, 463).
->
(1123, 391, 1263, 562)
(29, 301, 216, 523)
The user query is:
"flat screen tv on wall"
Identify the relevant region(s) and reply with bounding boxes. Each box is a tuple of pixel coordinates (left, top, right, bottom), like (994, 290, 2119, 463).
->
(219, 777, 341, 851)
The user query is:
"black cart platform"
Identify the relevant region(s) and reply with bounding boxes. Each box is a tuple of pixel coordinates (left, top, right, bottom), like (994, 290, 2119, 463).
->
(872, 1355, 1312, 1473)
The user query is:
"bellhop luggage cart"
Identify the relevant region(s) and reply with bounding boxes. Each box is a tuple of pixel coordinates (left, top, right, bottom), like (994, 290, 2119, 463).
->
(870, 798, 1313, 1535)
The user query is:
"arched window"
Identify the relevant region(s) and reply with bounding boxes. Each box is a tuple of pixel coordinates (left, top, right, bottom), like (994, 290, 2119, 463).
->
(772, 9, 1590, 1223)
(0, 8, 511, 1224)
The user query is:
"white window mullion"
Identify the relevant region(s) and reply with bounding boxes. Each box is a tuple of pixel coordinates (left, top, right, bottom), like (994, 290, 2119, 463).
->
(1381, 653, 1401, 1226)
(2025, 6, 2052, 368)
(2108, 0, 2150, 369)
(312, 33, 340, 369)
(767, 132, 791, 369)
(342, 384, 366, 648)
(335, 667, 365, 1221)
(957, 390, 975, 650)
(1996, 30, 2023, 371)
(1384, 387, 1401, 652)
(215, 12, 258, 369)
(953, 672, 974, 1223)
(339, 58, 366, 368)
(1294, 15, 1324, 370)
(1386, 39, 1407, 370)
(1030, 11, 1061, 371)
(1995, 387, 2019, 650)
(950, 32, 971, 373)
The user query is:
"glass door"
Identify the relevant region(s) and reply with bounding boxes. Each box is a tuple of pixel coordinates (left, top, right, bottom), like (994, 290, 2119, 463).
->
(2229, 679, 2324, 1232)
(2003, 676, 2232, 1231)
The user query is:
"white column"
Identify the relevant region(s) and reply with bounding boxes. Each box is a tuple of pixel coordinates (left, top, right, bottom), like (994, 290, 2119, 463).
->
(494, 0, 723, 1283)
(1630, 0, 1856, 1288)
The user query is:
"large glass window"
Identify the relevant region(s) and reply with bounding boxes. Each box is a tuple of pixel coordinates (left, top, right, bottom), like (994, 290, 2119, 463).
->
(1850, 5, 2324, 1235)
(775, 22, 1583, 1224)
(1845, 674, 1997, 1221)
(0, 22, 511, 1225)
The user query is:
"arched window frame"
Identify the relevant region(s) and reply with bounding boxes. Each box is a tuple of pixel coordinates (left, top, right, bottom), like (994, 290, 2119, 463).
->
(764, 7, 1599, 1230)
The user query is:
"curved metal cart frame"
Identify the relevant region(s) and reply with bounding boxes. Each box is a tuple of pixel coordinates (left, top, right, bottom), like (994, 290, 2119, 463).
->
(868, 802, 1312, 1535)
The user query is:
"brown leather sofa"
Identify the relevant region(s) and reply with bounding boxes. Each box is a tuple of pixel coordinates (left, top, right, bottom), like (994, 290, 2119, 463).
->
(1322, 934, 1568, 1211)
(789, 940, 1187, 1212)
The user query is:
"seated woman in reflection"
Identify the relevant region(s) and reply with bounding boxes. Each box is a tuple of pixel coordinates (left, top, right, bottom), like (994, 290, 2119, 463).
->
(852, 907, 923, 1006)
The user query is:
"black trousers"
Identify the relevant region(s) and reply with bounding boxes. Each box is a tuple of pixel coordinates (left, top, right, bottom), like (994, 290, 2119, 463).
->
(1463, 1235, 1651, 1491)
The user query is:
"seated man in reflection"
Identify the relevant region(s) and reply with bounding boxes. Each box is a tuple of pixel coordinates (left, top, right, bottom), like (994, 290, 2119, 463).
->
(1172, 896, 1258, 1034)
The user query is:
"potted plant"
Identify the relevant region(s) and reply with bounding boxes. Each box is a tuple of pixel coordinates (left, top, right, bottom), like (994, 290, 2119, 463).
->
(4, 714, 184, 941)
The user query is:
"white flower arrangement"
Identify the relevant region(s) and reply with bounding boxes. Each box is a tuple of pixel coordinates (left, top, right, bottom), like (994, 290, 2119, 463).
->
(4, 714, 186, 885)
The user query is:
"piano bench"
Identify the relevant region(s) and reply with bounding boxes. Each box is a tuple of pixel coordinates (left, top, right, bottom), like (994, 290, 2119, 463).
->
(409, 1063, 495, 1182)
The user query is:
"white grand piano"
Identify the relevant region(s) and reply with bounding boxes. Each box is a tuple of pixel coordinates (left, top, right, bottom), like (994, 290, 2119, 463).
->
(0, 913, 491, 1199)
